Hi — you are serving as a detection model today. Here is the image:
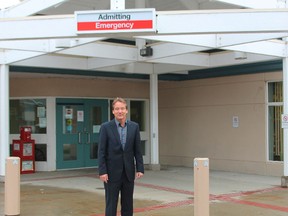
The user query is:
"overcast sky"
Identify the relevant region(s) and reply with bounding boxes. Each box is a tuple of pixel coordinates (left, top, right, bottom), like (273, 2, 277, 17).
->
(0, 0, 21, 9)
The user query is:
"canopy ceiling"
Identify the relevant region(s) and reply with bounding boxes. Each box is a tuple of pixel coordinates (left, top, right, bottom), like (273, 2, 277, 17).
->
(0, 0, 287, 78)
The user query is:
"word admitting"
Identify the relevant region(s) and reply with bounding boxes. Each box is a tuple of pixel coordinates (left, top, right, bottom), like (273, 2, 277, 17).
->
(98, 13, 131, 21)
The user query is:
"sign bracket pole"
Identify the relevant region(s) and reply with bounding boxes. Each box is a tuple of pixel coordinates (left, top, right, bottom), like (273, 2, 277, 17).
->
(111, 0, 125, 10)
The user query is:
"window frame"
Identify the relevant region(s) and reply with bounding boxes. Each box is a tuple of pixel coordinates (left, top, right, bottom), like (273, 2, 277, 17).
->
(266, 81, 284, 162)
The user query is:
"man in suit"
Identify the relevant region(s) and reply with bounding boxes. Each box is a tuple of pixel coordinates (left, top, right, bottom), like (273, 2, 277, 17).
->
(98, 97, 144, 216)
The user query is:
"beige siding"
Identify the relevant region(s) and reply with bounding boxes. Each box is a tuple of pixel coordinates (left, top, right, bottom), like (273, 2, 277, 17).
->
(159, 72, 283, 176)
(10, 77, 150, 99)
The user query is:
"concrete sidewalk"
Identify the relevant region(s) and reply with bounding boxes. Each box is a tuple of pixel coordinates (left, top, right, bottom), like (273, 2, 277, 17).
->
(0, 166, 288, 215)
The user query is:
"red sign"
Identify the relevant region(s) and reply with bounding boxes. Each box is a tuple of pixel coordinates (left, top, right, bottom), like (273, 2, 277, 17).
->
(75, 9, 156, 34)
(282, 114, 288, 128)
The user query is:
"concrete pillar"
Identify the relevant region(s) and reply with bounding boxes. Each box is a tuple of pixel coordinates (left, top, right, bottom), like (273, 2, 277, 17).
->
(5, 157, 20, 216)
(0, 64, 10, 177)
(194, 158, 209, 216)
(150, 72, 160, 170)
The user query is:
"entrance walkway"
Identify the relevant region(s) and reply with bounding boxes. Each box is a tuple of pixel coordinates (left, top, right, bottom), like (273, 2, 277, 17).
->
(0, 166, 287, 215)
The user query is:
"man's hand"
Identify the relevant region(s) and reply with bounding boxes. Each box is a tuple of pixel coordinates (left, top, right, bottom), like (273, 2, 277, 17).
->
(135, 172, 144, 179)
(100, 174, 109, 183)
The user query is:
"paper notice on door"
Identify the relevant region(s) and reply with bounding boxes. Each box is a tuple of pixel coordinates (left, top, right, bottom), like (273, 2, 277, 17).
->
(39, 117, 47, 128)
(93, 125, 101, 133)
(37, 106, 46, 118)
(65, 108, 73, 119)
(77, 111, 84, 122)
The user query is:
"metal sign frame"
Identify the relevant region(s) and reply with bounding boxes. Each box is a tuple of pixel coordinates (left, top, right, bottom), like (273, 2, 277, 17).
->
(75, 8, 156, 34)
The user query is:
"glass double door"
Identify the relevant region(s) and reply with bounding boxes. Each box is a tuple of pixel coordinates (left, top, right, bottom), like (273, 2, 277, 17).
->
(56, 99, 108, 169)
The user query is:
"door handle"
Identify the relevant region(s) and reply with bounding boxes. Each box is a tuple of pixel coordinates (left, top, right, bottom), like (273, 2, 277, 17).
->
(86, 132, 91, 144)
(78, 132, 82, 144)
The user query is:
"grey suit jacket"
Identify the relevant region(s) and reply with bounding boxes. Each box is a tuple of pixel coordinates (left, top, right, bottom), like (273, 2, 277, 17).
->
(98, 119, 144, 182)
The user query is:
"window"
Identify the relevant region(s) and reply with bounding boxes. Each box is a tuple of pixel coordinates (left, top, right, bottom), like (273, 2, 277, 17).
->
(268, 82, 283, 161)
(109, 99, 146, 131)
(130, 100, 146, 131)
(35, 144, 47, 161)
(10, 99, 47, 134)
(10, 99, 47, 161)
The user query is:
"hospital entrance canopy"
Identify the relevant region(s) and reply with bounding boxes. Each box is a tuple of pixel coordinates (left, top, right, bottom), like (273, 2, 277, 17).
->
(0, 0, 288, 178)
(1, 0, 288, 75)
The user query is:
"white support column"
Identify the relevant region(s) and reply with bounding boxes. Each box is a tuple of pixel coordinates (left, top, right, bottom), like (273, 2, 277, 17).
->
(110, 0, 125, 10)
(281, 1, 288, 185)
(0, 64, 10, 177)
(282, 57, 288, 186)
(150, 71, 160, 170)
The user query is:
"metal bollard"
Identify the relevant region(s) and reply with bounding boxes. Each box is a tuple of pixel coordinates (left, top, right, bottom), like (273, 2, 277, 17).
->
(194, 158, 209, 216)
(5, 157, 20, 216)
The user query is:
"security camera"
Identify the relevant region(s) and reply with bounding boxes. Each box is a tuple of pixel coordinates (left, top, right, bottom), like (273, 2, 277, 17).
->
(140, 46, 153, 57)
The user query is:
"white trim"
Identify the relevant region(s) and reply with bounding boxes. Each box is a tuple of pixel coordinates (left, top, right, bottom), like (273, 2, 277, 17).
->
(0, 64, 9, 176)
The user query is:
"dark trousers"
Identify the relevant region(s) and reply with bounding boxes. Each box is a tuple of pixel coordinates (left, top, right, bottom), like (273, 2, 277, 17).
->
(104, 171, 134, 216)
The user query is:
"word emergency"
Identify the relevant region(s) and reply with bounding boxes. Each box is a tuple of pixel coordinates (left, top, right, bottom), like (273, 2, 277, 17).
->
(95, 22, 134, 30)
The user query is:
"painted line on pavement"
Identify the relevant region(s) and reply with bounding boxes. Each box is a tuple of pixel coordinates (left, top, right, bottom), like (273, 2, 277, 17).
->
(136, 182, 194, 195)
(21, 173, 288, 214)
